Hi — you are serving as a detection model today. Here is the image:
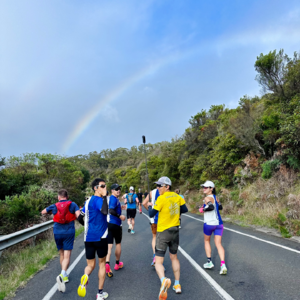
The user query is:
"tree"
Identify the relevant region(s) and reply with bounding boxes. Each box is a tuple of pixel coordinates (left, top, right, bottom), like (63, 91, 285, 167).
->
(255, 49, 289, 99)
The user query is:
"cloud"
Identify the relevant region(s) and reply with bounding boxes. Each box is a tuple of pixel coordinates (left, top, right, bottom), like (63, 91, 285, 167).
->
(99, 105, 120, 123)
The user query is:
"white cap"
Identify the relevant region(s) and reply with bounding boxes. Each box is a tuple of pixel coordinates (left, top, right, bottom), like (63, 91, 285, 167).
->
(129, 186, 134, 191)
(201, 180, 215, 188)
(155, 176, 172, 186)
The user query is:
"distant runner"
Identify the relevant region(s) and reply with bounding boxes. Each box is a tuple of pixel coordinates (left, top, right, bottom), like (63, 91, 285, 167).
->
(124, 186, 138, 234)
(105, 183, 126, 278)
(41, 189, 80, 293)
(143, 187, 160, 267)
(199, 180, 227, 275)
(175, 189, 184, 229)
(77, 178, 109, 299)
(137, 188, 143, 214)
(148, 177, 188, 299)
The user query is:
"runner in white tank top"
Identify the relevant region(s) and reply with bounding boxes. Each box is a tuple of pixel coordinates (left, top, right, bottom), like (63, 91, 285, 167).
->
(199, 181, 227, 275)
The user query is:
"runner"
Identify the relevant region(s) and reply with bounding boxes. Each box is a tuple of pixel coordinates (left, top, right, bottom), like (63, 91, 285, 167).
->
(175, 189, 184, 229)
(41, 189, 80, 293)
(198, 180, 227, 275)
(77, 178, 109, 299)
(143, 187, 160, 267)
(105, 183, 126, 278)
(137, 188, 143, 214)
(148, 177, 188, 299)
(124, 186, 138, 234)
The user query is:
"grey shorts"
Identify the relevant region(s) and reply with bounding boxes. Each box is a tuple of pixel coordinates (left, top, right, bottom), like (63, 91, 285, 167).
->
(155, 226, 179, 257)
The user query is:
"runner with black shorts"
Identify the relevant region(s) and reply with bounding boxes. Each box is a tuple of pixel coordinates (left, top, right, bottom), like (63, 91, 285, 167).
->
(148, 177, 188, 299)
(105, 183, 126, 278)
(124, 186, 138, 234)
(137, 188, 143, 214)
(77, 178, 109, 300)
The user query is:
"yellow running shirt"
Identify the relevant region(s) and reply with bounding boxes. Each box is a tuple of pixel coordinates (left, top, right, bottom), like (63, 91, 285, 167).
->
(153, 191, 186, 232)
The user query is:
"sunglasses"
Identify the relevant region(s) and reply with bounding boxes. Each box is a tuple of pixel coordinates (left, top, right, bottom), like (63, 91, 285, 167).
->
(156, 184, 166, 188)
(114, 187, 121, 191)
(202, 187, 211, 189)
(97, 184, 106, 189)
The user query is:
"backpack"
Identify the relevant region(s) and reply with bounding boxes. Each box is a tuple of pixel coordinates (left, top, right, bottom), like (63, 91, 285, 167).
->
(128, 194, 134, 204)
(53, 201, 76, 224)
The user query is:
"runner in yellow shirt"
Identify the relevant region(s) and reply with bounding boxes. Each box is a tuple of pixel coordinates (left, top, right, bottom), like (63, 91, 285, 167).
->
(148, 177, 188, 300)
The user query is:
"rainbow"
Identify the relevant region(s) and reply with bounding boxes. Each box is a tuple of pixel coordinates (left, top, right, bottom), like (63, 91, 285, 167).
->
(62, 51, 188, 153)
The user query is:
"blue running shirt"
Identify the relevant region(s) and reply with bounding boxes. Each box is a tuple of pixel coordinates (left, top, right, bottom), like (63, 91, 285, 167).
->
(82, 196, 108, 242)
(108, 195, 122, 226)
(126, 193, 138, 209)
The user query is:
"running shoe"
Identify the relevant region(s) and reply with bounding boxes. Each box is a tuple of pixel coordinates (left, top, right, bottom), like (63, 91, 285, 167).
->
(173, 284, 182, 294)
(220, 264, 227, 275)
(139, 209, 142, 214)
(105, 263, 113, 278)
(131, 230, 135, 234)
(203, 261, 214, 269)
(63, 275, 69, 283)
(114, 262, 123, 270)
(56, 274, 66, 293)
(96, 292, 109, 299)
(128, 224, 132, 233)
(77, 274, 88, 297)
(158, 278, 171, 300)
(151, 256, 155, 267)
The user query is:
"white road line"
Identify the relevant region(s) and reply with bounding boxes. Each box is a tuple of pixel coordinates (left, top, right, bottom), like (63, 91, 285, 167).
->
(42, 249, 86, 300)
(182, 214, 300, 254)
(141, 212, 234, 300)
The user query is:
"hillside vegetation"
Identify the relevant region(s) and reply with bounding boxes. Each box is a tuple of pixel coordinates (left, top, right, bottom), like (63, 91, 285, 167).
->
(1, 49, 300, 236)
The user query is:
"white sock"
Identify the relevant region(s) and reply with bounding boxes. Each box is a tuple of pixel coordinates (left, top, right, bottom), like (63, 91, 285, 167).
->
(62, 270, 68, 277)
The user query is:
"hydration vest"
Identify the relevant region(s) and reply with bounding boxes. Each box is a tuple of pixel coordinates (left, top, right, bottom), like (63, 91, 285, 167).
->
(53, 201, 76, 224)
(127, 194, 134, 204)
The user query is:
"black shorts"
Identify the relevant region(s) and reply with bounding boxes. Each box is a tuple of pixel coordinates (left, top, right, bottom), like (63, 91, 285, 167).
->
(85, 239, 108, 260)
(107, 223, 122, 244)
(155, 226, 179, 257)
(127, 208, 136, 219)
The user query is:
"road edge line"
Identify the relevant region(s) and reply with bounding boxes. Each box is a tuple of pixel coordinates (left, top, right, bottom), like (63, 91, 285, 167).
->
(42, 248, 86, 300)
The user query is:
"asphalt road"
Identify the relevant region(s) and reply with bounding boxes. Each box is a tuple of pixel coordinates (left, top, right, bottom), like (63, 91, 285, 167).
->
(12, 208, 300, 300)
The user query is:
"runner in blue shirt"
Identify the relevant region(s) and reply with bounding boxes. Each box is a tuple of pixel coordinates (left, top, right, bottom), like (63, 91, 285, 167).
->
(124, 186, 138, 234)
(77, 178, 109, 300)
(105, 183, 126, 278)
(41, 189, 80, 293)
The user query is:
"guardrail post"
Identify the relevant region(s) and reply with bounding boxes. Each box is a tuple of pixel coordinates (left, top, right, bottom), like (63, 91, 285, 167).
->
(32, 235, 36, 247)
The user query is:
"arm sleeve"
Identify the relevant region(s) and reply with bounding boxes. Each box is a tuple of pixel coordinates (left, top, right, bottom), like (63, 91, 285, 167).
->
(109, 208, 120, 217)
(101, 196, 108, 215)
(77, 210, 85, 225)
(148, 206, 159, 218)
(180, 204, 188, 214)
(203, 202, 214, 212)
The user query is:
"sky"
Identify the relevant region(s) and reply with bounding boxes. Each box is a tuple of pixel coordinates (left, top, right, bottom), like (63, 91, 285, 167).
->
(1, 0, 300, 158)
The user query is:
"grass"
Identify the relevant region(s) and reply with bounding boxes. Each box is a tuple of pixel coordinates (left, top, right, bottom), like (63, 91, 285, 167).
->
(0, 223, 84, 300)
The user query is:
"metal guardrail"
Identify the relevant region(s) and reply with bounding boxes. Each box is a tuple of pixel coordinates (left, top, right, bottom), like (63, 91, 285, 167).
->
(0, 220, 54, 257)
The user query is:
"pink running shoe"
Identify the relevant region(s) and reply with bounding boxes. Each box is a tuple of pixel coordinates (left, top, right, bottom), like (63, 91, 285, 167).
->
(114, 262, 124, 271)
(105, 263, 113, 278)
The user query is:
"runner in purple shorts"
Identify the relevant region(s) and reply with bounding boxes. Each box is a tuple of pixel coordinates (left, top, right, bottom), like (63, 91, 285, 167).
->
(199, 180, 227, 275)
